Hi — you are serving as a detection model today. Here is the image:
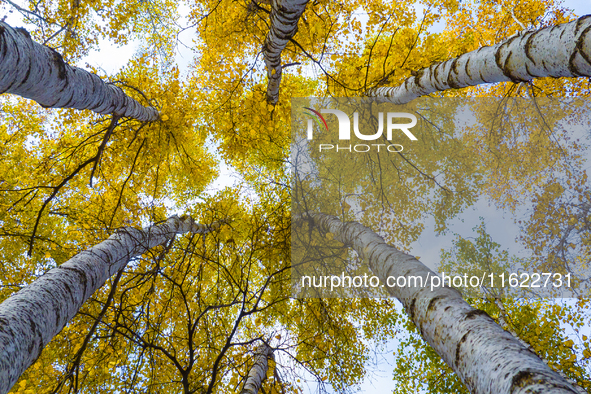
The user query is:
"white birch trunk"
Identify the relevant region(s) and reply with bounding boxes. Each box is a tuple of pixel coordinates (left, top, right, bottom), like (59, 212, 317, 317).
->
(305, 212, 583, 394)
(240, 343, 274, 394)
(366, 15, 591, 103)
(263, 0, 309, 104)
(0, 22, 159, 121)
(0, 216, 216, 394)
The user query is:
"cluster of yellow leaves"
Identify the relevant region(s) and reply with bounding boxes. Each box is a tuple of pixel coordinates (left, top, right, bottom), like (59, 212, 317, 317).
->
(2, 0, 591, 393)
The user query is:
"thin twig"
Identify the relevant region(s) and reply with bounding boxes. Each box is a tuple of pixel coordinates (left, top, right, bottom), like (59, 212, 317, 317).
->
(89, 115, 121, 187)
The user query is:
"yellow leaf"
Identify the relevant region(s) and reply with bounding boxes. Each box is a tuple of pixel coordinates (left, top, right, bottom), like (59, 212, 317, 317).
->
(568, 217, 577, 225)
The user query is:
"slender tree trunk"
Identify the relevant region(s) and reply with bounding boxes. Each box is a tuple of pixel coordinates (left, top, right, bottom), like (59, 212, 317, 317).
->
(366, 15, 591, 103)
(240, 343, 274, 394)
(263, 0, 309, 104)
(0, 22, 159, 121)
(0, 216, 217, 394)
(304, 212, 583, 394)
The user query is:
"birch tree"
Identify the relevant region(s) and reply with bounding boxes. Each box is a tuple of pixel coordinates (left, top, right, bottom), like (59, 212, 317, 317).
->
(1, 0, 591, 393)
(392, 224, 591, 393)
(365, 15, 591, 102)
(240, 343, 274, 394)
(262, 0, 309, 104)
(0, 22, 159, 121)
(0, 215, 218, 394)
(299, 213, 584, 394)
(290, 11, 591, 394)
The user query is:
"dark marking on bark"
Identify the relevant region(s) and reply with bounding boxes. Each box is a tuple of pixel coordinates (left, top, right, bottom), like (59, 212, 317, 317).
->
(464, 57, 472, 80)
(464, 308, 492, 320)
(577, 24, 591, 67)
(15, 27, 31, 40)
(574, 14, 591, 36)
(27, 339, 35, 354)
(0, 317, 8, 330)
(568, 52, 583, 77)
(510, 370, 535, 393)
(444, 306, 451, 312)
(16, 61, 32, 89)
(50, 48, 67, 80)
(413, 68, 425, 88)
(418, 320, 427, 341)
(55, 308, 61, 331)
(0, 25, 6, 62)
(27, 318, 40, 356)
(570, 25, 591, 76)
(436, 62, 447, 89)
(408, 297, 417, 321)
(495, 35, 526, 82)
(62, 90, 77, 108)
(478, 69, 487, 83)
(404, 78, 411, 92)
(447, 57, 461, 89)
(427, 295, 445, 312)
(524, 31, 537, 65)
(454, 330, 471, 367)
(62, 282, 74, 302)
(57, 266, 88, 298)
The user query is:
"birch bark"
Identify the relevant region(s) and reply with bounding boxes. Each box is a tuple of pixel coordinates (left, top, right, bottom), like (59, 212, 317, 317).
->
(262, 0, 309, 104)
(0, 22, 159, 121)
(240, 343, 274, 394)
(0, 216, 217, 394)
(304, 212, 584, 394)
(366, 15, 591, 103)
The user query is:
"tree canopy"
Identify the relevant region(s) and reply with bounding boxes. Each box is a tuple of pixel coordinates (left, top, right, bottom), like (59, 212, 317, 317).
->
(0, 0, 590, 393)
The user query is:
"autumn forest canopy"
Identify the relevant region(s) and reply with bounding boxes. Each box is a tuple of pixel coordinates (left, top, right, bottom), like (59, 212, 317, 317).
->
(0, 0, 590, 393)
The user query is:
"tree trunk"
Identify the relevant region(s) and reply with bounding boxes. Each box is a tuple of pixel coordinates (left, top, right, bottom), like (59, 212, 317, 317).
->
(304, 212, 583, 394)
(0, 22, 159, 121)
(240, 343, 274, 394)
(0, 216, 216, 394)
(366, 15, 591, 103)
(263, 0, 309, 104)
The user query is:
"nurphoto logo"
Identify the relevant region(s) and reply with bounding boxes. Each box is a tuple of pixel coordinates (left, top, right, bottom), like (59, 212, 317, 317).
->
(303, 107, 418, 152)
